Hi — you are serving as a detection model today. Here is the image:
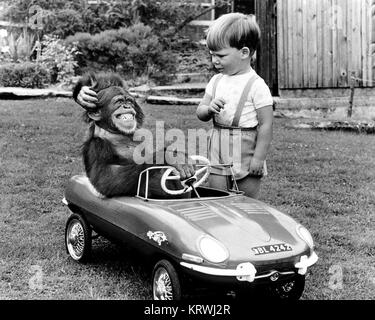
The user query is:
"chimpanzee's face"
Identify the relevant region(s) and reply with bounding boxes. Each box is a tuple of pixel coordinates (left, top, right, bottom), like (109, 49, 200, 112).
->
(87, 84, 144, 134)
(107, 94, 137, 134)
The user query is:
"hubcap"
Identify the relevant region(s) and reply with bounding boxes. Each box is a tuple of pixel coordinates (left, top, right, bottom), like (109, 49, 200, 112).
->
(270, 272, 280, 282)
(153, 267, 173, 300)
(281, 281, 295, 293)
(67, 220, 85, 260)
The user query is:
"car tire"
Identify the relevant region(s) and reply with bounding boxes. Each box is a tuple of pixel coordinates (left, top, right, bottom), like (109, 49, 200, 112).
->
(152, 259, 182, 300)
(267, 274, 306, 300)
(65, 213, 92, 263)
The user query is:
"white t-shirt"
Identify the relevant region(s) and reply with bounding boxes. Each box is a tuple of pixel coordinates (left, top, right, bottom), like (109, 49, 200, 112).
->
(205, 69, 273, 127)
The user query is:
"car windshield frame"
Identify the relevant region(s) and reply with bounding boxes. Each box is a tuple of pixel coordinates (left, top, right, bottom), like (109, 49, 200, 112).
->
(136, 164, 241, 201)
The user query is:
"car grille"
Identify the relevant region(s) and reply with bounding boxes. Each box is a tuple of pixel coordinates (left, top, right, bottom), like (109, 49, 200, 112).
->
(255, 262, 296, 274)
(254, 250, 310, 274)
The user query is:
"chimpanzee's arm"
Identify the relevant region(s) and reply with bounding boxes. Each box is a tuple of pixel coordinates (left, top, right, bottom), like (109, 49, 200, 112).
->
(82, 136, 194, 197)
(83, 137, 147, 197)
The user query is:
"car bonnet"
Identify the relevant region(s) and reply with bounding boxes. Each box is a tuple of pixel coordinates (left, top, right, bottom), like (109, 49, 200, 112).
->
(165, 196, 300, 250)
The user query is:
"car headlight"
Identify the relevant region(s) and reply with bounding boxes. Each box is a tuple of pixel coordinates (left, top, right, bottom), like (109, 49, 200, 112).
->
(198, 236, 229, 264)
(296, 225, 314, 249)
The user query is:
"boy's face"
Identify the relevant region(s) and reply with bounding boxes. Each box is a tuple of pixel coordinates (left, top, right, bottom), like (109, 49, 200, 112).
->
(210, 47, 251, 75)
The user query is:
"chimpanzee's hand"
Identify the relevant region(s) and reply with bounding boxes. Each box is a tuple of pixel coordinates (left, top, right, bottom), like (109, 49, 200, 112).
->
(164, 150, 196, 180)
(77, 86, 98, 109)
(172, 163, 196, 181)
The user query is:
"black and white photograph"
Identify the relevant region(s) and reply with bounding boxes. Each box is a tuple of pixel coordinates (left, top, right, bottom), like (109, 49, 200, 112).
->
(0, 0, 374, 307)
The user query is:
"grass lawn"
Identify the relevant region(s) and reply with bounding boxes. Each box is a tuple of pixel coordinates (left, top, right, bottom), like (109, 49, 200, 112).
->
(0, 98, 374, 300)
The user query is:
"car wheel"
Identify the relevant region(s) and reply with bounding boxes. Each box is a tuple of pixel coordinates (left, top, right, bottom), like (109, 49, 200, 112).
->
(65, 213, 92, 263)
(267, 274, 305, 300)
(152, 260, 181, 300)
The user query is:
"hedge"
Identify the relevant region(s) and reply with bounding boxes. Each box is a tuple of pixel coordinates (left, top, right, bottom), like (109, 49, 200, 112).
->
(0, 62, 50, 88)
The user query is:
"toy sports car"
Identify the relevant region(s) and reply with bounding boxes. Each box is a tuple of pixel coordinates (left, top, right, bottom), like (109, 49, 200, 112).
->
(63, 156, 318, 300)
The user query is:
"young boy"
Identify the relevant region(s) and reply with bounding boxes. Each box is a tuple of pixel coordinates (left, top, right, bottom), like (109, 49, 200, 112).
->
(196, 13, 273, 199)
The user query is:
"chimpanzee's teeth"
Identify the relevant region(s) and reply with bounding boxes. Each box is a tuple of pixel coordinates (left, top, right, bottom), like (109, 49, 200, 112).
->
(121, 114, 134, 120)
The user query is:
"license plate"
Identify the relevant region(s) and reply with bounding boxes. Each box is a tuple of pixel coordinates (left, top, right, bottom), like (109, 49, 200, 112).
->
(251, 243, 292, 255)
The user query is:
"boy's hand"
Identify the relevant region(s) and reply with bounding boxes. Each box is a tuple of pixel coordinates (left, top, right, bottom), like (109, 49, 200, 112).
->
(77, 86, 98, 109)
(249, 157, 265, 177)
(207, 98, 225, 115)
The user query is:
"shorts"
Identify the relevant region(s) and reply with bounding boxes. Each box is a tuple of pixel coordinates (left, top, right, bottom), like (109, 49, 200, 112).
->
(208, 125, 267, 180)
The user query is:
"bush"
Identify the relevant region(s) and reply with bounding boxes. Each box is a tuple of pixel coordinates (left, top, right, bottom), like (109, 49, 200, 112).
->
(38, 35, 79, 85)
(43, 9, 85, 39)
(66, 23, 177, 83)
(3, 0, 230, 45)
(0, 62, 50, 88)
(81, 6, 112, 35)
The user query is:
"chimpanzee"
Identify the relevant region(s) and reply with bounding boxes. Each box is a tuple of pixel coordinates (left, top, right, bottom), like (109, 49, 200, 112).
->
(72, 72, 195, 198)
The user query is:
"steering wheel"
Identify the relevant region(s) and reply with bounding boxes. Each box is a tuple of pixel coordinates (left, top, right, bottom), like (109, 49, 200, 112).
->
(161, 155, 210, 195)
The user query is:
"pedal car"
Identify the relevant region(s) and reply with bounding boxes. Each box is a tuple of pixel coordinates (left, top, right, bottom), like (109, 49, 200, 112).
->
(63, 156, 318, 300)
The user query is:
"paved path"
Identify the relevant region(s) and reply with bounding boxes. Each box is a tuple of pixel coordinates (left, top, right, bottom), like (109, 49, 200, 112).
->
(1, 84, 374, 120)
(0, 87, 71, 99)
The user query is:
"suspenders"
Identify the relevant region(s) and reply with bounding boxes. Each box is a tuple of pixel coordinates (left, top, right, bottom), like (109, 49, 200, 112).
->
(211, 73, 259, 128)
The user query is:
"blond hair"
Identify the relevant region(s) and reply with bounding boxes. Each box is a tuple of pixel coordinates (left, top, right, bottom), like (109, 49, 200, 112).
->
(206, 13, 260, 52)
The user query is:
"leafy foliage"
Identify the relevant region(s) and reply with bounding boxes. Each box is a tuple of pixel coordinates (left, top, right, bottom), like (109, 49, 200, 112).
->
(1, 28, 37, 63)
(43, 9, 85, 39)
(2, 0, 232, 84)
(66, 23, 177, 82)
(38, 35, 79, 84)
(3, 0, 231, 41)
(2, 0, 82, 23)
(0, 62, 49, 88)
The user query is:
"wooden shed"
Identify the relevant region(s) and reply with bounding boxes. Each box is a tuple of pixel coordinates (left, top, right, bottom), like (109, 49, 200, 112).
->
(235, 0, 375, 96)
(188, 0, 375, 97)
(276, 0, 375, 96)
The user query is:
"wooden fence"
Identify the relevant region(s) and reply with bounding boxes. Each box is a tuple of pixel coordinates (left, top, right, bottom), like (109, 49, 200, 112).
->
(256, 0, 278, 94)
(277, 0, 375, 89)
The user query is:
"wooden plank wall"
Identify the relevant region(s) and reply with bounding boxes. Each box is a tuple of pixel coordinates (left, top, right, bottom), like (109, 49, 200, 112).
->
(255, 0, 278, 95)
(277, 0, 375, 89)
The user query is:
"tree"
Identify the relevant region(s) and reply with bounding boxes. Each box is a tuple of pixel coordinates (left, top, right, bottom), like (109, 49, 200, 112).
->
(2, 0, 233, 41)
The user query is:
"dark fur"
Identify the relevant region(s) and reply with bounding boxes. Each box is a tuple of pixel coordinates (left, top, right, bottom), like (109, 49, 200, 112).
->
(75, 72, 185, 198)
